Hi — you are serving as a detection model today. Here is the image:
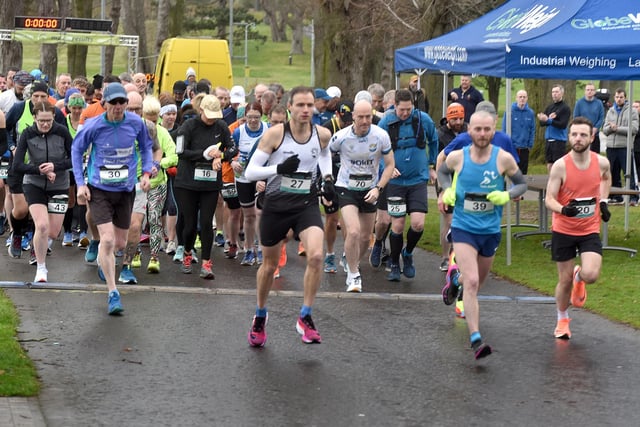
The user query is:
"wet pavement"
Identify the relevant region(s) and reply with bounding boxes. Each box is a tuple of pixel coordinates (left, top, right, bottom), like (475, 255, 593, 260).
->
(1, 238, 639, 426)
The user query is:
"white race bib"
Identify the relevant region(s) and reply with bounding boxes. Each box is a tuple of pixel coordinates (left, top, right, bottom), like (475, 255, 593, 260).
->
(347, 174, 373, 191)
(48, 194, 69, 214)
(0, 161, 9, 179)
(280, 172, 312, 194)
(221, 182, 238, 198)
(573, 197, 596, 218)
(463, 192, 494, 214)
(99, 165, 128, 185)
(194, 163, 217, 182)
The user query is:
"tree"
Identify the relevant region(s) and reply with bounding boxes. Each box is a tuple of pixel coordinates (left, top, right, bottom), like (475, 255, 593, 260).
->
(0, 1, 24, 72)
(104, 0, 122, 76)
(259, 0, 288, 42)
(123, 0, 150, 73)
(67, 0, 92, 78)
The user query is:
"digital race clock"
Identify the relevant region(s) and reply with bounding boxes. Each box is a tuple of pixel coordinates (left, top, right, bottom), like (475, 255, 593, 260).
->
(14, 16, 63, 31)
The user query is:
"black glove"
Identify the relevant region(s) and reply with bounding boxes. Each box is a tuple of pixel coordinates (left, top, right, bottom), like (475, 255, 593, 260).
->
(600, 201, 611, 222)
(561, 200, 579, 217)
(276, 154, 300, 175)
(322, 178, 336, 200)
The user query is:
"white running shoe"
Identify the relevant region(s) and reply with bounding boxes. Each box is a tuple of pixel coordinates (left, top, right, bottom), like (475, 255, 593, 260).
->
(34, 266, 48, 283)
(346, 275, 362, 293)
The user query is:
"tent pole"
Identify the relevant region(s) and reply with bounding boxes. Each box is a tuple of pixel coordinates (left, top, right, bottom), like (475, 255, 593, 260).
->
(625, 80, 634, 232)
(441, 71, 449, 120)
(506, 78, 512, 266)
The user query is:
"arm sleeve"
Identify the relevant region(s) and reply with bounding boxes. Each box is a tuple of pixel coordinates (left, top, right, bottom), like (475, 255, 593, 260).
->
(436, 162, 454, 189)
(507, 169, 528, 198)
(318, 143, 332, 178)
(245, 148, 278, 181)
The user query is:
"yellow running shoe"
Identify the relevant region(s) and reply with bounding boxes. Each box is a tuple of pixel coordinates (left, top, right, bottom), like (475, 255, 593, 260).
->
(131, 252, 142, 268)
(147, 256, 160, 274)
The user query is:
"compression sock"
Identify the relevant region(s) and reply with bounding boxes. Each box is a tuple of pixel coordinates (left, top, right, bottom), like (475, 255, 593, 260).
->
(405, 227, 423, 253)
(389, 231, 403, 263)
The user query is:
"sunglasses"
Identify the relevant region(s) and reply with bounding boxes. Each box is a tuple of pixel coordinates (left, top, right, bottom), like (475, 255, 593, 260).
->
(108, 98, 128, 105)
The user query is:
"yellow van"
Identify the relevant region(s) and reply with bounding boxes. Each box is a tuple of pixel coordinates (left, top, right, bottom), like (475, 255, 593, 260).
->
(153, 38, 233, 96)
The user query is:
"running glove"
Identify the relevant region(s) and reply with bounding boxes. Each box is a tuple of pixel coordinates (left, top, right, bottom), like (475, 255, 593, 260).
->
(486, 190, 510, 206)
(600, 200, 611, 222)
(322, 178, 336, 200)
(442, 187, 456, 206)
(276, 154, 300, 175)
(561, 200, 579, 217)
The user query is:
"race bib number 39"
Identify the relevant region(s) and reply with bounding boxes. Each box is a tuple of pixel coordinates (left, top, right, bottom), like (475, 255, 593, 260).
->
(463, 192, 494, 214)
(280, 172, 312, 194)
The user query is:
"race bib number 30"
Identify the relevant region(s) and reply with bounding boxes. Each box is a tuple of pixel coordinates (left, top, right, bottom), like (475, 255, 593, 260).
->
(280, 172, 312, 194)
(99, 165, 128, 185)
(463, 192, 494, 214)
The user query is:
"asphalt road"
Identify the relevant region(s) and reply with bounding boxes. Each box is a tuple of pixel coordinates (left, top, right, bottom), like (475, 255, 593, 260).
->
(2, 238, 640, 426)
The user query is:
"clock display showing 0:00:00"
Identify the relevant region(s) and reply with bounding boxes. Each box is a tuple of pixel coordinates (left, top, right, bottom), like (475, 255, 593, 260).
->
(18, 17, 63, 30)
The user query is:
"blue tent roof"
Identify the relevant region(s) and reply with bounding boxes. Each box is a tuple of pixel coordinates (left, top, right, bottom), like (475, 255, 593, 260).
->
(394, 0, 586, 77)
(506, 0, 640, 79)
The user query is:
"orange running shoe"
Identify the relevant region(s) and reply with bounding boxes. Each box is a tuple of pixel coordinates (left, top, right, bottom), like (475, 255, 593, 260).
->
(554, 318, 572, 339)
(570, 265, 587, 308)
(297, 242, 306, 256)
(273, 267, 280, 279)
(279, 243, 288, 267)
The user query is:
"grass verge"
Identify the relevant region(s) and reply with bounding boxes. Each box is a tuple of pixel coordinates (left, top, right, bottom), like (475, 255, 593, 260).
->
(0, 289, 40, 396)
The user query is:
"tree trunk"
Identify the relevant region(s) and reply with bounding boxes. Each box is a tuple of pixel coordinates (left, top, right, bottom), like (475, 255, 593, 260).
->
(486, 76, 501, 110)
(260, 0, 288, 42)
(156, 0, 171, 53)
(289, 11, 304, 55)
(67, 0, 93, 78)
(0, 1, 24, 71)
(104, 0, 122, 76)
(123, 0, 150, 73)
(168, 0, 185, 38)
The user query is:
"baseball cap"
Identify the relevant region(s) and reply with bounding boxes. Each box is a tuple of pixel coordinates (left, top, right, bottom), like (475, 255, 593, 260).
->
(229, 85, 246, 104)
(410, 75, 419, 83)
(475, 100, 497, 117)
(200, 94, 223, 119)
(326, 86, 341, 99)
(102, 82, 128, 102)
(314, 88, 332, 101)
(173, 80, 187, 93)
(338, 101, 353, 124)
(446, 103, 465, 121)
(13, 70, 33, 87)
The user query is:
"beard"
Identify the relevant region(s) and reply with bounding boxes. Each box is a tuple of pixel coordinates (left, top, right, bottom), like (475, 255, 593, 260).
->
(571, 143, 590, 153)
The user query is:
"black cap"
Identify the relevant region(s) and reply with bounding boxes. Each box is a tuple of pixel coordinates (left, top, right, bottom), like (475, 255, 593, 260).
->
(173, 80, 187, 92)
(92, 74, 104, 89)
(338, 101, 354, 124)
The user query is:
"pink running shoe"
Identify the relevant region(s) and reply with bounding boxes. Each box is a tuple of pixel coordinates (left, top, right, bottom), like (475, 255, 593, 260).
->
(296, 314, 322, 344)
(248, 315, 268, 347)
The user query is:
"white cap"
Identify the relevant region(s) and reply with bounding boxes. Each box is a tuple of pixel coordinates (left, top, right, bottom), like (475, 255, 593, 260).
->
(186, 67, 196, 78)
(229, 85, 246, 104)
(326, 85, 341, 98)
(354, 90, 372, 104)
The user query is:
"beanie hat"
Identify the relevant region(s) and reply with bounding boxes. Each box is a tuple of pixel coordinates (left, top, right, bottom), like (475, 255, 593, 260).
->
(31, 81, 50, 95)
(186, 67, 196, 79)
(446, 103, 465, 121)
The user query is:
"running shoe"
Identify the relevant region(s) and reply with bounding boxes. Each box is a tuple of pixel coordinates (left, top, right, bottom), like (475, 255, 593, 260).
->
(22, 232, 32, 251)
(147, 256, 160, 274)
(139, 233, 150, 244)
(173, 245, 184, 263)
(8, 233, 22, 258)
(214, 232, 225, 247)
(279, 243, 287, 267)
(248, 315, 268, 347)
(118, 265, 138, 284)
(554, 318, 572, 339)
(97, 265, 106, 282)
(240, 250, 256, 266)
(340, 253, 348, 273)
(442, 263, 461, 306)
(297, 242, 306, 256)
(455, 299, 465, 319)
(131, 251, 142, 268)
(78, 232, 90, 249)
(387, 263, 401, 282)
(29, 248, 37, 266)
(273, 267, 281, 279)
(256, 248, 263, 265)
(194, 235, 201, 250)
(225, 243, 238, 259)
(115, 249, 124, 257)
(47, 238, 53, 255)
(346, 275, 362, 293)
(200, 259, 214, 279)
(181, 253, 193, 274)
(439, 258, 449, 272)
(239, 231, 245, 243)
(62, 232, 73, 247)
(296, 314, 322, 344)
(323, 254, 337, 273)
(369, 241, 383, 268)
(108, 290, 123, 315)
(34, 266, 48, 283)
(85, 240, 99, 263)
(191, 252, 199, 264)
(401, 248, 415, 278)
(472, 340, 492, 360)
(570, 265, 587, 308)
(165, 240, 177, 255)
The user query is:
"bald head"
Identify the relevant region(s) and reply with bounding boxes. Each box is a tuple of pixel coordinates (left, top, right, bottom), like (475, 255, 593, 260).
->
(127, 91, 143, 117)
(353, 100, 373, 136)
